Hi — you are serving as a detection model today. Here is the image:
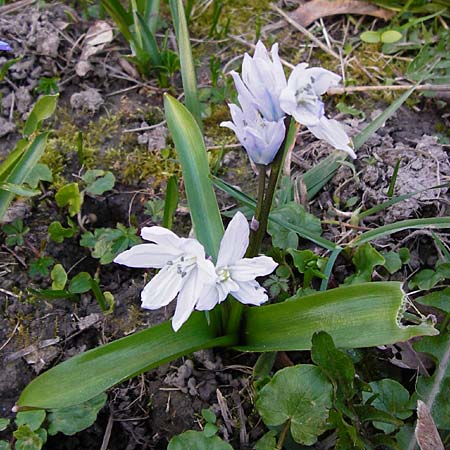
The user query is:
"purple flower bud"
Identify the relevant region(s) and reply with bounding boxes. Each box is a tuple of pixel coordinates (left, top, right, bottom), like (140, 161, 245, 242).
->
(0, 40, 12, 52)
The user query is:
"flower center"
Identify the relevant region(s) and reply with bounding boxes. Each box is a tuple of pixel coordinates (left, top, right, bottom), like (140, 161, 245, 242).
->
(216, 267, 231, 283)
(167, 255, 197, 278)
(295, 83, 317, 106)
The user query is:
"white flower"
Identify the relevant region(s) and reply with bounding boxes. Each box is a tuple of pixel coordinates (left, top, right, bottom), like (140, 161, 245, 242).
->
(196, 212, 278, 310)
(220, 96, 286, 165)
(279, 63, 356, 158)
(114, 226, 216, 331)
(231, 41, 287, 122)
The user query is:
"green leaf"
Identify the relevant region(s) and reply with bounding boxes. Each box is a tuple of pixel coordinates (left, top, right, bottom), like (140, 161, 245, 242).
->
(416, 287, 450, 314)
(83, 170, 115, 196)
(168, 430, 233, 450)
(360, 31, 381, 43)
(134, 11, 162, 69)
(381, 30, 403, 44)
(350, 217, 450, 247)
(15, 411, 46, 432)
(100, 0, 133, 41)
(51, 264, 67, 291)
(55, 183, 83, 217)
(48, 220, 77, 244)
(0, 418, 9, 431)
(0, 133, 49, 222)
(169, 0, 202, 129)
(18, 313, 235, 409)
(311, 331, 355, 402)
(24, 163, 52, 189)
(0, 183, 39, 197)
(68, 272, 92, 294)
(354, 405, 404, 429)
(344, 243, 385, 285)
(382, 251, 403, 274)
(203, 423, 218, 438)
(409, 263, 450, 290)
(28, 257, 54, 278)
(268, 202, 322, 250)
(163, 175, 178, 229)
(413, 333, 450, 430)
(238, 282, 438, 352)
(23, 95, 58, 137)
(164, 95, 223, 259)
(256, 364, 333, 445)
(362, 379, 412, 433)
(254, 431, 277, 450)
(13, 425, 43, 450)
(47, 393, 107, 436)
(0, 440, 10, 450)
(201, 409, 216, 424)
(253, 352, 277, 379)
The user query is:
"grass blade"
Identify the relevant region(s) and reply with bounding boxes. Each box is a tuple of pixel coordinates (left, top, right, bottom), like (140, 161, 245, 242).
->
(169, 0, 202, 129)
(164, 95, 223, 259)
(101, 0, 133, 42)
(0, 133, 49, 221)
(17, 313, 235, 409)
(350, 217, 450, 246)
(239, 282, 437, 352)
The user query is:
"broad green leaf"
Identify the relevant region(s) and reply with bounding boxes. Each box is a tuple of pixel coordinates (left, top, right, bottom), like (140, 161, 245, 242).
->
(0, 133, 49, 222)
(68, 272, 92, 294)
(381, 30, 403, 43)
(15, 410, 46, 431)
(350, 217, 450, 246)
(382, 251, 403, 274)
(344, 243, 385, 285)
(254, 431, 277, 450)
(416, 287, 450, 313)
(23, 95, 58, 137)
(18, 313, 235, 409)
(311, 331, 355, 402)
(168, 430, 233, 450)
(169, 0, 202, 129)
(362, 379, 412, 433)
(238, 282, 438, 352)
(24, 163, 52, 189)
(13, 425, 43, 450)
(256, 364, 333, 445)
(413, 333, 450, 430)
(268, 202, 321, 250)
(47, 393, 107, 436)
(164, 95, 223, 259)
(51, 264, 67, 291)
(360, 31, 381, 43)
(84, 171, 115, 195)
(55, 183, 83, 216)
(0, 419, 9, 431)
(163, 175, 178, 229)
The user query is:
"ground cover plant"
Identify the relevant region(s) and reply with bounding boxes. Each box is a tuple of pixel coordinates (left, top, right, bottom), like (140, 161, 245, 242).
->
(0, 0, 449, 449)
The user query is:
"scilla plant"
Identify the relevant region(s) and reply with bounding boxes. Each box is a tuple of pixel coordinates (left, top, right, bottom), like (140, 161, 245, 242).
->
(16, 42, 437, 426)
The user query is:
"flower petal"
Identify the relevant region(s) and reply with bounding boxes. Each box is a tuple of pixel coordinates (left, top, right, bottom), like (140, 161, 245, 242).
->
(141, 226, 181, 247)
(216, 212, 249, 267)
(232, 280, 269, 306)
(306, 67, 341, 95)
(230, 256, 278, 282)
(141, 264, 183, 309)
(171, 267, 204, 331)
(307, 117, 356, 158)
(196, 283, 220, 311)
(114, 243, 179, 268)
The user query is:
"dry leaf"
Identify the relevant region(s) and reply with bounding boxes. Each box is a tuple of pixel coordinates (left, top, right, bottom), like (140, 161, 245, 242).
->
(76, 20, 113, 76)
(290, 0, 395, 27)
(415, 400, 445, 450)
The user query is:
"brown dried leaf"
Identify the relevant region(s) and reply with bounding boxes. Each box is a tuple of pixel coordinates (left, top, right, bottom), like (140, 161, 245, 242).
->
(415, 400, 444, 450)
(290, 0, 395, 27)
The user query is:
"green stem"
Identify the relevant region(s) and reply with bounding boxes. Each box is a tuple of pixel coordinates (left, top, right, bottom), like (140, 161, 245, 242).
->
(277, 419, 291, 450)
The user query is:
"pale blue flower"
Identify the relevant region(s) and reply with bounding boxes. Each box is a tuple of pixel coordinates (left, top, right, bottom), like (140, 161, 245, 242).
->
(221, 96, 286, 165)
(231, 41, 287, 122)
(280, 63, 356, 158)
(0, 40, 12, 52)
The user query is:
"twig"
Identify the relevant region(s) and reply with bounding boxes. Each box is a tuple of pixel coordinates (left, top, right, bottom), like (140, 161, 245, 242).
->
(100, 413, 114, 450)
(0, 0, 35, 15)
(123, 120, 166, 133)
(328, 84, 450, 95)
(0, 321, 20, 352)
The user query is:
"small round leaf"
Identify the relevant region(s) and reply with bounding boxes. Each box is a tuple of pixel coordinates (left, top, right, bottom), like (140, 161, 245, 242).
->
(381, 30, 402, 44)
(360, 31, 381, 43)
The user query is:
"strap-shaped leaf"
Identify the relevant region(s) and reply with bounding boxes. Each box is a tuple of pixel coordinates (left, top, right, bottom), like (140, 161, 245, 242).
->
(164, 94, 223, 259)
(17, 313, 235, 409)
(238, 282, 438, 351)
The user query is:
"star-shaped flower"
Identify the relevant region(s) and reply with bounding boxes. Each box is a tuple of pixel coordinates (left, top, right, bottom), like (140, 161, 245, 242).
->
(197, 212, 278, 310)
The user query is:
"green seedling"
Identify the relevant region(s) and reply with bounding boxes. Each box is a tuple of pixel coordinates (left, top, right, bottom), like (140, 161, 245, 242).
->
(2, 218, 30, 246)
